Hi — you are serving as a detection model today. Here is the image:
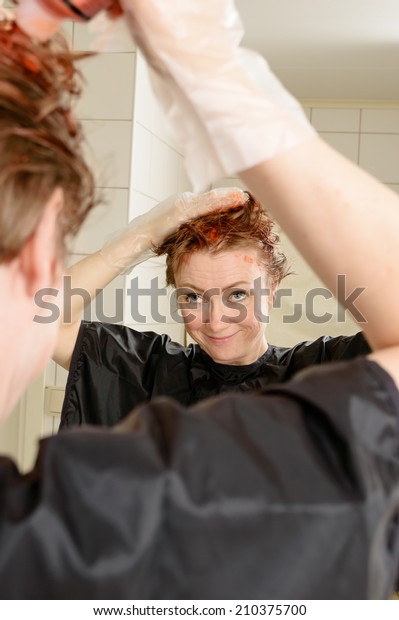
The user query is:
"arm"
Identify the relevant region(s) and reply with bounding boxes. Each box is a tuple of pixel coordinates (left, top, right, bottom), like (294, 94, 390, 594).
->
(53, 251, 118, 369)
(53, 188, 244, 369)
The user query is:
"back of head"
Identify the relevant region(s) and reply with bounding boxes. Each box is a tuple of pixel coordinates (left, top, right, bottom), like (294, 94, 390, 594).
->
(155, 191, 290, 289)
(0, 13, 96, 263)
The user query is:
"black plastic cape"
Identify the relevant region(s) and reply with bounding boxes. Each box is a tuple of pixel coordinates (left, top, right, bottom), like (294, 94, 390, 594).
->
(1, 357, 399, 599)
(60, 321, 370, 428)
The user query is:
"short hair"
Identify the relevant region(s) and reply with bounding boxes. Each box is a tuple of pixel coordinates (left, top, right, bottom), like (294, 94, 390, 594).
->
(155, 191, 290, 288)
(0, 18, 97, 263)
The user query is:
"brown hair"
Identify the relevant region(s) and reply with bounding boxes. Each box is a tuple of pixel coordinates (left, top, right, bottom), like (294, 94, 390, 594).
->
(155, 191, 290, 288)
(0, 18, 97, 263)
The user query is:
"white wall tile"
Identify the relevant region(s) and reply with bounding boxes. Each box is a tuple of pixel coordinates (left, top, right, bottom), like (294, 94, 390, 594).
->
(85, 277, 125, 324)
(45, 361, 57, 386)
(318, 132, 359, 164)
(124, 263, 171, 325)
(70, 188, 129, 254)
(146, 256, 168, 269)
(42, 414, 55, 438)
(267, 310, 358, 348)
(124, 279, 171, 326)
(311, 108, 360, 132)
(134, 52, 180, 150)
(359, 134, 399, 183)
(65, 252, 125, 325)
(81, 120, 132, 188)
(63, 266, 125, 327)
(75, 54, 135, 120)
(178, 162, 194, 193)
(128, 190, 157, 219)
(149, 137, 182, 201)
(73, 22, 136, 53)
(55, 365, 69, 388)
(267, 232, 358, 348)
(361, 109, 399, 133)
(130, 123, 152, 196)
(211, 177, 249, 191)
(0, 402, 19, 459)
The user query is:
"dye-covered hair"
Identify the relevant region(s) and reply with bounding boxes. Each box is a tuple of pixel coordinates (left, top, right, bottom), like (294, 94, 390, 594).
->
(155, 191, 290, 288)
(0, 15, 97, 262)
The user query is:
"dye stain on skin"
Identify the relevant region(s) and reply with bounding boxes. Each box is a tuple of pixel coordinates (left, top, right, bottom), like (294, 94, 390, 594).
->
(242, 254, 256, 264)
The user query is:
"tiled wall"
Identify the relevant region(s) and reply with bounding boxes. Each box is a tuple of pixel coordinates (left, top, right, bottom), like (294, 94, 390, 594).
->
(287, 104, 399, 345)
(123, 51, 192, 344)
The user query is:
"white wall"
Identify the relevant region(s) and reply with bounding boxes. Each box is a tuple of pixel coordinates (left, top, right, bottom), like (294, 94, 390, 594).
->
(123, 51, 192, 343)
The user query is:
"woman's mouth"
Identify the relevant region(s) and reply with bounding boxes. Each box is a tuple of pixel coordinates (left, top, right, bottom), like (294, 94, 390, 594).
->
(204, 333, 237, 345)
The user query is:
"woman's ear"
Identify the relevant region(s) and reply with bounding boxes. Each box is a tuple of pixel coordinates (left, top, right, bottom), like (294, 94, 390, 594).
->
(19, 187, 64, 296)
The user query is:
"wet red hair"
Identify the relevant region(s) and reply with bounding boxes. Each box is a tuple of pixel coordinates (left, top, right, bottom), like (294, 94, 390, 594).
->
(155, 191, 290, 288)
(0, 17, 97, 262)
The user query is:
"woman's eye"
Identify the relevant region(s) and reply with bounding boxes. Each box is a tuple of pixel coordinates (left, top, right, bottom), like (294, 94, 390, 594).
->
(229, 290, 247, 302)
(184, 292, 202, 304)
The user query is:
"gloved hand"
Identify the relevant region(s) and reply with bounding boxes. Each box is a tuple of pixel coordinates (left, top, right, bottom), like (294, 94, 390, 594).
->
(99, 187, 244, 274)
(115, 0, 316, 191)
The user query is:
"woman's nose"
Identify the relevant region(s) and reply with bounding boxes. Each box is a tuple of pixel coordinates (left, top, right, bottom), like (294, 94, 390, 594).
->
(209, 297, 225, 326)
(201, 293, 225, 326)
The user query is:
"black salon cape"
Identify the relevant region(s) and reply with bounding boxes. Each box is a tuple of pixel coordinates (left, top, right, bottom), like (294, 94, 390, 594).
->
(60, 321, 370, 428)
(1, 358, 399, 599)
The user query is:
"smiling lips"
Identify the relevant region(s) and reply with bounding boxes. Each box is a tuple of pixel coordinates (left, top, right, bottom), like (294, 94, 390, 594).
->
(204, 333, 237, 344)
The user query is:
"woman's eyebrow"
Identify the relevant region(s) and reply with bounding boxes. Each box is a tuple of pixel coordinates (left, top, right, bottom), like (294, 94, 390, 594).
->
(177, 281, 251, 293)
(176, 283, 203, 292)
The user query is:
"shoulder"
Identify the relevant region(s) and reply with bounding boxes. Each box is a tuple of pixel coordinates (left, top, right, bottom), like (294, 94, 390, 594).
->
(73, 321, 194, 370)
(191, 356, 399, 459)
(268, 331, 370, 366)
(267, 356, 399, 433)
(78, 321, 185, 352)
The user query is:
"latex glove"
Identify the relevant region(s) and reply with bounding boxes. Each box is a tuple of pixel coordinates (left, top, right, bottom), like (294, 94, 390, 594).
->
(99, 187, 244, 274)
(115, 0, 316, 191)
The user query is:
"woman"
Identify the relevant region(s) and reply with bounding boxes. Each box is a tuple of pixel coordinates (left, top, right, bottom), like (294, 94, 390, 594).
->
(1, 7, 399, 599)
(57, 192, 369, 429)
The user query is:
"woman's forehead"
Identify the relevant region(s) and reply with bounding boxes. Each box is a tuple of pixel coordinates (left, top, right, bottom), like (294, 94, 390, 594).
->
(175, 247, 266, 288)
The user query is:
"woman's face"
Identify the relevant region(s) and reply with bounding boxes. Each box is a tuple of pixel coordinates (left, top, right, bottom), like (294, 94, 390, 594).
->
(174, 247, 273, 365)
